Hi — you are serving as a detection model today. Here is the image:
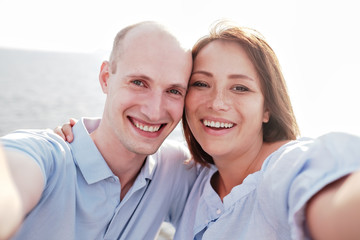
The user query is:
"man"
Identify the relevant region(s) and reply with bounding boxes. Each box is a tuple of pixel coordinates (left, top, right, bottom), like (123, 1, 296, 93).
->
(0, 21, 197, 240)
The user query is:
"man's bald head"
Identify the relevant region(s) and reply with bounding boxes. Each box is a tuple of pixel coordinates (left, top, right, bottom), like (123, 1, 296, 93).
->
(109, 21, 188, 74)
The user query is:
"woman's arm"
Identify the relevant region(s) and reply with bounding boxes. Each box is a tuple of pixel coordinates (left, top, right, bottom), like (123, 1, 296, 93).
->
(54, 118, 78, 142)
(306, 170, 360, 240)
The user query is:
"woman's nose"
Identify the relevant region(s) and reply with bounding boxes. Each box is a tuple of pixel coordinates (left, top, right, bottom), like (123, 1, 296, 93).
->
(208, 89, 230, 111)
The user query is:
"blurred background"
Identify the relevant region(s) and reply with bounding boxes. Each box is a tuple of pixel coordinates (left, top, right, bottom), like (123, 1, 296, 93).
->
(1, 0, 359, 138)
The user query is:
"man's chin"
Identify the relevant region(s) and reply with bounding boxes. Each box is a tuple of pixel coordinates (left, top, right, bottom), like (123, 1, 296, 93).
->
(129, 137, 166, 155)
(126, 124, 175, 154)
(131, 144, 161, 156)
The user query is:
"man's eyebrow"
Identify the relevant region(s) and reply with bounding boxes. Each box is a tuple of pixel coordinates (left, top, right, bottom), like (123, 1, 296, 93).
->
(170, 84, 188, 91)
(192, 71, 254, 81)
(126, 74, 153, 81)
(127, 74, 187, 91)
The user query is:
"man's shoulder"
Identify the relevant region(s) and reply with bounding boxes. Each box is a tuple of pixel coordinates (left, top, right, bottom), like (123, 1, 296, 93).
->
(1, 128, 70, 160)
(1, 128, 73, 179)
(1, 128, 65, 145)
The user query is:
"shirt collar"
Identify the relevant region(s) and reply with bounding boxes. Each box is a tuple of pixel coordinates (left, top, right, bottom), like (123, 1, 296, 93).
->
(193, 165, 259, 234)
(124, 155, 156, 198)
(141, 152, 157, 180)
(70, 117, 158, 185)
(70, 117, 114, 184)
(193, 166, 220, 234)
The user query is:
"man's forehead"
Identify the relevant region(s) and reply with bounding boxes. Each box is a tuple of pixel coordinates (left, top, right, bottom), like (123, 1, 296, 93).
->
(118, 33, 191, 72)
(111, 22, 192, 87)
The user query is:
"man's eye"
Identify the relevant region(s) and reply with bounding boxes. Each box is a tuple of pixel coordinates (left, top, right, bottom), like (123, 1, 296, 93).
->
(132, 80, 144, 87)
(169, 89, 181, 95)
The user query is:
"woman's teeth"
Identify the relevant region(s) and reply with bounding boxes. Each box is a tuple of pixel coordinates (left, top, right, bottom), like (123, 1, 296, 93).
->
(203, 120, 233, 128)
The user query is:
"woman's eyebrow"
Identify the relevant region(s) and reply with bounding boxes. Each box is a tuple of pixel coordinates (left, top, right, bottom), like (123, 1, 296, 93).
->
(192, 71, 254, 82)
(228, 74, 254, 81)
(191, 70, 212, 77)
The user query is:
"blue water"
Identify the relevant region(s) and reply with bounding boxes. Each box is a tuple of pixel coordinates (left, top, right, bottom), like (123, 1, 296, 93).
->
(0, 48, 106, 136)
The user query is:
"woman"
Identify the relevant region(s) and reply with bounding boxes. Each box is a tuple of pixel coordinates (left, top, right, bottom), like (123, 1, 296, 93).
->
(174, 21, 360, 239)
(57, 21, 360, 239)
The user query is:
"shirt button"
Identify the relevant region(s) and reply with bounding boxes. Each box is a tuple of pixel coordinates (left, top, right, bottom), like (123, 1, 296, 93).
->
(216, 209, 221, 215)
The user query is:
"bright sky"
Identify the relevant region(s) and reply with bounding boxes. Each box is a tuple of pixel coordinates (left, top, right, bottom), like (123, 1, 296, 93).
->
(1, 0, 359, 137)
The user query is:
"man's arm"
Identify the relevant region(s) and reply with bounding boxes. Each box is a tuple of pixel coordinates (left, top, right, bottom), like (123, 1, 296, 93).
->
(306, 170, 360, 240)
(0, 145, 44, 240)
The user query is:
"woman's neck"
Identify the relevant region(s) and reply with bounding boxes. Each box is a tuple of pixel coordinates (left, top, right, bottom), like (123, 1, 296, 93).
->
(212, 140, 289, 201)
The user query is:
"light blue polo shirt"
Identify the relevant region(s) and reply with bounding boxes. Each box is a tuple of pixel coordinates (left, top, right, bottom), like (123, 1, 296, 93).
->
(1, 118, 198, 240)
(174, 132, 360, 240)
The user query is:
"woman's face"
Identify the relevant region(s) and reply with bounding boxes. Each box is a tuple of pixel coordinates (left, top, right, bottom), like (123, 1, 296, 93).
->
(185, 40, 269, 161)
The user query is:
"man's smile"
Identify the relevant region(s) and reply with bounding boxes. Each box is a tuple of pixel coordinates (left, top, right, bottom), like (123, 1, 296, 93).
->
(130, 117, 164, 133)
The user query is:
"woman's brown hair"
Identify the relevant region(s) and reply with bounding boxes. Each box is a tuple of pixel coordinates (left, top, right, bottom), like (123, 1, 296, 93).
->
(182, 20, 300, 166)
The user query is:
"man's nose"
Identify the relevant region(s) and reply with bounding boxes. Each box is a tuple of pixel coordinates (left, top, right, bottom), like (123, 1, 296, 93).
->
(140, 92, 164, 121)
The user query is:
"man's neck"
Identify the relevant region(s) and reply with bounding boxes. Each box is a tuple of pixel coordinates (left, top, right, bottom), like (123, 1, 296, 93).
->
(90, 124, 147, 200)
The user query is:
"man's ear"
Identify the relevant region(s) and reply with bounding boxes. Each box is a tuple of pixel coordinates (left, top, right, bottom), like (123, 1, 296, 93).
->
(99, 61, 110, 93)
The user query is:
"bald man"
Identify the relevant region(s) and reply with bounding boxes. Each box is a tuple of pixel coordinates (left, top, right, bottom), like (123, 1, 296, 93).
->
(0, 21, 197, 240)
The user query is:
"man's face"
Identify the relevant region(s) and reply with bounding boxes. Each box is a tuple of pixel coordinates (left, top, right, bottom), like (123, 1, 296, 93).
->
(101, 27, 192, 156)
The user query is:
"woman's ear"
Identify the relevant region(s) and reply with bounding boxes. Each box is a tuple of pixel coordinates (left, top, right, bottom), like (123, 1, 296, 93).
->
(99, 61, 110, 93)
(263, 109, 270, 123)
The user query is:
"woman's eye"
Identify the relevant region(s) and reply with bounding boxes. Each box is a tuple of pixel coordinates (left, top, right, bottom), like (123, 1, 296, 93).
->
(191, 81, 208, 87)
(232, 85, 249, 92)
(132, 80, 144, 87)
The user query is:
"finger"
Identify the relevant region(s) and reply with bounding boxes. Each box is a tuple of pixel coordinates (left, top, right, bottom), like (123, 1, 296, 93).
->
(69, 118, 78, 126)
(54, 126, 66, 141)
(62, 124, 74, 143)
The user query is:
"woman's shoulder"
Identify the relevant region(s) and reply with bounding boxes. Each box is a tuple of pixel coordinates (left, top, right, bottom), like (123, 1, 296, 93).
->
(261, 138, 311, 170)
(262, 132, 360, 177)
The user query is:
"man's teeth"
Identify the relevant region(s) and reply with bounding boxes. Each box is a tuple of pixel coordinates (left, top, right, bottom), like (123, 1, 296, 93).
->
(203, 120, 233, 128)
(134, 122, 161, 132)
